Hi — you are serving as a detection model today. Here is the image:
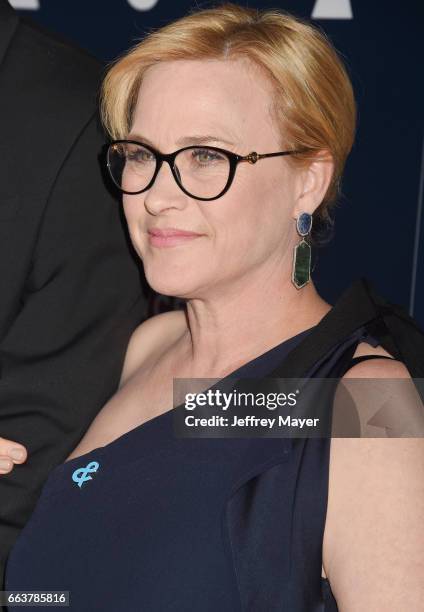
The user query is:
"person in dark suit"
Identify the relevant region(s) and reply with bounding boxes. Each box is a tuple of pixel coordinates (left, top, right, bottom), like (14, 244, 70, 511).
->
(0, 0, 146, 590)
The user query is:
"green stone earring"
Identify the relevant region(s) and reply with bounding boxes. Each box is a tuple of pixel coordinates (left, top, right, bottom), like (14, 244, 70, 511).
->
(292, 212, 312, 289)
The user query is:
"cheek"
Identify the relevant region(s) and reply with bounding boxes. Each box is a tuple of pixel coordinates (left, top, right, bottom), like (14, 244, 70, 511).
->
(122, 195, 140, 222)
(122, 196, 147, 253)
(214, 176, 289, 261)
(250, 171, 294, 244)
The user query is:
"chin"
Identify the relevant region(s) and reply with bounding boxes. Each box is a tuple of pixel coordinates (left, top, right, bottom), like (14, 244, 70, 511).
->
(144, 263, 206, 299)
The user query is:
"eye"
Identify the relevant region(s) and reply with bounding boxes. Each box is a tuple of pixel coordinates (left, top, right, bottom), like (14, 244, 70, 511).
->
(191, 148, 226, 164)
(126, 146, 155, 163)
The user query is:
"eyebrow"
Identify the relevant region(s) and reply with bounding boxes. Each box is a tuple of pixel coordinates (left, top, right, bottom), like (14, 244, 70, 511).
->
(127, 133, 237, 148)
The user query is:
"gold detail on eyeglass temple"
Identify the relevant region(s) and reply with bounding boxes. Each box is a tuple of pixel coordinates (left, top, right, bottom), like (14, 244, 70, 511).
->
(246, 152, 259, 164)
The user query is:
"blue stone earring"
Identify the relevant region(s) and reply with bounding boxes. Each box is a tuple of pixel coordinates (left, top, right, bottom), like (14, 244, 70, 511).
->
(292, 212, 312, 289)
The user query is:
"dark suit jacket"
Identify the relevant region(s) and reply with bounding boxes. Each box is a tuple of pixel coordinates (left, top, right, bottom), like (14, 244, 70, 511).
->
(0, 0, 146, 587)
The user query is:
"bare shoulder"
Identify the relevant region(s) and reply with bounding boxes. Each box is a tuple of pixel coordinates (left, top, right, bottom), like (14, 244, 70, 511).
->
(343, 341, 410, 379)
(119, 309, 187, 388)
(65, 309, 187, 462)
(323, 436, 424, 609)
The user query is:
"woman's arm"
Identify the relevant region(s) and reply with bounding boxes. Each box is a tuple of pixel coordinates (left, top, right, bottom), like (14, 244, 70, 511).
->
(322, 358, 424, 610)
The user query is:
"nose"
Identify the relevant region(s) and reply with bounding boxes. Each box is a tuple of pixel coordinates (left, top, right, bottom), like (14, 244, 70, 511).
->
(143, 160, 188, 216)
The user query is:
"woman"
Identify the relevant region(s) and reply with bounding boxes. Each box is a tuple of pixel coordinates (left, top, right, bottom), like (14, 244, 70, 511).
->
(4, 4, 424, 610)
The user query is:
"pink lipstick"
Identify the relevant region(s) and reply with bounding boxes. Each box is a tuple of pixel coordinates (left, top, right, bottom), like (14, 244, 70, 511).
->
(148, 227, 205, 248)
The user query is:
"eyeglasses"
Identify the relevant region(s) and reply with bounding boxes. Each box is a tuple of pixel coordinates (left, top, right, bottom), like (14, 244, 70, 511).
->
(106, 140, 308, 201)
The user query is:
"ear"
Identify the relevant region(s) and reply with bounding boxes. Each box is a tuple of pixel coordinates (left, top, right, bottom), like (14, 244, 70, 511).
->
(292, 150, 334, 218)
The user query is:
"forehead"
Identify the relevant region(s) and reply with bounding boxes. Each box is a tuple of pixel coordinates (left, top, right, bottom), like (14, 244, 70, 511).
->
(132, 58, 279, 148)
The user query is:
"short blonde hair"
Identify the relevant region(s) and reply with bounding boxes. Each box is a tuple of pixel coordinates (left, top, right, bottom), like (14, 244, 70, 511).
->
(101, 3, 356, 244)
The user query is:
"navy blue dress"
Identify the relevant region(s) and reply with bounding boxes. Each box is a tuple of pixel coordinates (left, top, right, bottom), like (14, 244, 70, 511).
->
(5, 324, 379, 611)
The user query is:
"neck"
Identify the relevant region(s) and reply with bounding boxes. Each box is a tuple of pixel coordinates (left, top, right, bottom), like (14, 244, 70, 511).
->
(179, 264, 332, 378)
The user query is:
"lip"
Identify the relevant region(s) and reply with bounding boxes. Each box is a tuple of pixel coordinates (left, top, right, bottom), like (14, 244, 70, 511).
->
(148, 227, 203, 237)
(147, 227, 205, 248)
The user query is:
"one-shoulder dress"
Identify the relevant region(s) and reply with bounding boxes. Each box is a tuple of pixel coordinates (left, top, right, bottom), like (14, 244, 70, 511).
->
(5, 312, 395, 611)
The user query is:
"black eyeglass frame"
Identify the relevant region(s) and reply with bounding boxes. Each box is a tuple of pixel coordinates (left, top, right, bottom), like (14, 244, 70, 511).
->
(107, 139, 308, 202)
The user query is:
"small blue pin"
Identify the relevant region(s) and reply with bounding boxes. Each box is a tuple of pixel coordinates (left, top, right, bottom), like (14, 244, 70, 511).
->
(72, 461, 100, 488)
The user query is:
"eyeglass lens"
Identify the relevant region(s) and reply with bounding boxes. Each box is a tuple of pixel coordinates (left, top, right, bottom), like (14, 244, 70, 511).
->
(108, 142, 231, 199)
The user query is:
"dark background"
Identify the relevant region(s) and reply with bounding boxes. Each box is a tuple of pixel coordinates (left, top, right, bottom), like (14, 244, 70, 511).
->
(12, 0, 424, 325)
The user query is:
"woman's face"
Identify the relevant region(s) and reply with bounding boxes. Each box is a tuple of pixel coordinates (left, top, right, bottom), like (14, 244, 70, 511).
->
(124, 57, 305, 298)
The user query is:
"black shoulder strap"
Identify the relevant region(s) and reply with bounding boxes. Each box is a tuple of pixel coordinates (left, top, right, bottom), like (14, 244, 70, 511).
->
(348, 354, 397, 368)
(268, 278, 381, 379)
(361, 279, 424, 378)
(267, 277, 424, 403)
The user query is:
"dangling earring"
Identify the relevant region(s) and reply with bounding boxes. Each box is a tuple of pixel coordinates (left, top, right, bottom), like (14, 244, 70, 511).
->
(292, 212, 312, 289)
